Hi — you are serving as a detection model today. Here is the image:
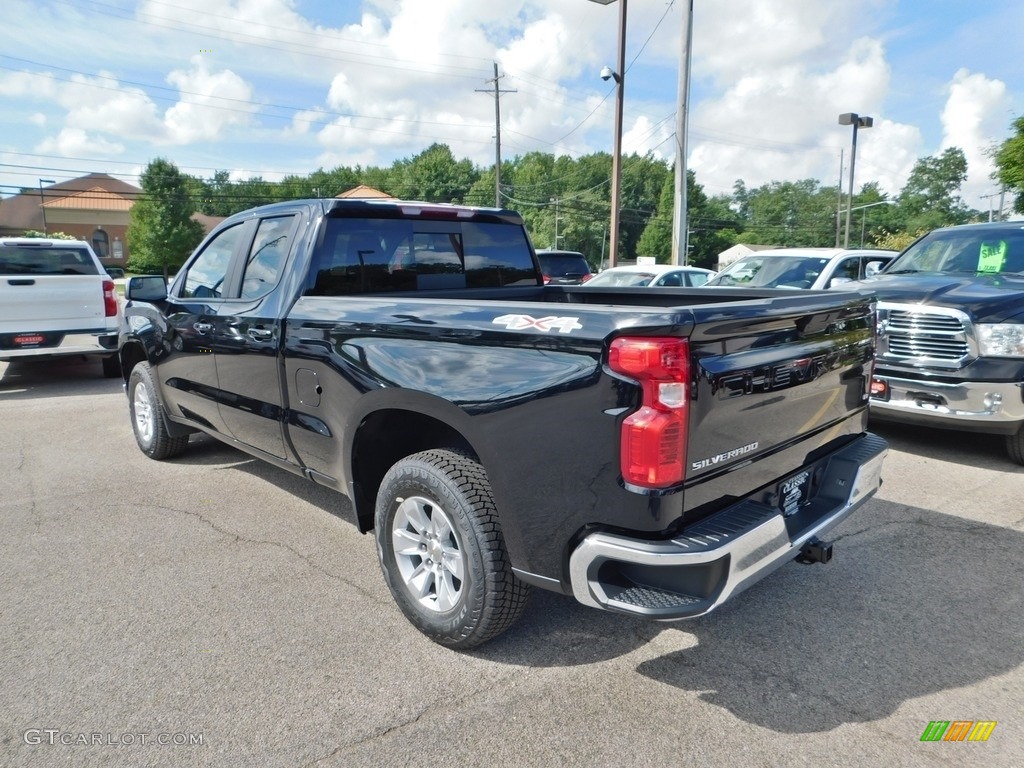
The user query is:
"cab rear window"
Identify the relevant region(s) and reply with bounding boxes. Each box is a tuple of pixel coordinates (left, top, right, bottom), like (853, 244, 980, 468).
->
(308, 217, 539, 295)
(0, 246, 100, 276)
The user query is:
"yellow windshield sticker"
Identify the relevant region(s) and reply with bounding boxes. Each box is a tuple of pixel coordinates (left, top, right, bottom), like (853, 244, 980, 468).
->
(978, 240, 1007, 272)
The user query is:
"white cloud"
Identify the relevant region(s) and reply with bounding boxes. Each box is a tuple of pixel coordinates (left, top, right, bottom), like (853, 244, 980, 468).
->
(940, 69, 1011, 208)
(163, 57, 256, 143)
(35, 128, 124, 158)
(689, 37, 905, 195)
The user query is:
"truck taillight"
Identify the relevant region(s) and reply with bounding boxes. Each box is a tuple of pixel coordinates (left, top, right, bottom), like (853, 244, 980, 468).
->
(608, 337, 690, 488)
(102, 279, 118, 317)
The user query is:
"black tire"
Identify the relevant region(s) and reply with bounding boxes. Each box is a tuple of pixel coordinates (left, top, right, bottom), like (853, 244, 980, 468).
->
(374, 449, 531, 649)
(1007, 423, 1024, 466)
(128, 361, 189, 460)
(101, 354, 120, 379)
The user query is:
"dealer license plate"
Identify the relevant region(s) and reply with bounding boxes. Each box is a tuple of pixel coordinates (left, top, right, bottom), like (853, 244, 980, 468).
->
(779, 470, 811, 517)
(14, 334, 46, 346)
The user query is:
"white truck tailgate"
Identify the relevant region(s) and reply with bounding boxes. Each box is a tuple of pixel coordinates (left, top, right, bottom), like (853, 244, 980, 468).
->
(0, 275, 108, 332)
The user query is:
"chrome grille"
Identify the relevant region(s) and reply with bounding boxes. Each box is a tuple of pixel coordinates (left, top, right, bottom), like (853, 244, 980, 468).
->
(887, 311, 965, 334)
(878, 305, 973, 367)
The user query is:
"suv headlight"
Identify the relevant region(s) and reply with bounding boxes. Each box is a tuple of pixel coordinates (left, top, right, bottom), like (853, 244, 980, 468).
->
(977, 324, 1024, 357)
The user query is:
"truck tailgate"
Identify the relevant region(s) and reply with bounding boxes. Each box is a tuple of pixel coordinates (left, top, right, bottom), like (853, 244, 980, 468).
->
(686, 293, 874, 481)
(0, 275, 109, 332)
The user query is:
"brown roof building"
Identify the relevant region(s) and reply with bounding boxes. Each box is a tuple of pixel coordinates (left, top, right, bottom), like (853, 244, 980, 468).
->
(335, 185, 394, 199)
(0, 173, 224, 266)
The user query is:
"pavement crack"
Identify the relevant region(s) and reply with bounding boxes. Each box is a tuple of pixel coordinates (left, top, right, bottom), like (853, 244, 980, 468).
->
(303, 670, 522, 765)
(137, 502, 380, 602)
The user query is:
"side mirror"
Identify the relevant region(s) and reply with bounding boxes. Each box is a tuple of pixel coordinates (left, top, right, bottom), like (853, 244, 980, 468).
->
(864, 261, 883, 277)
(125, 275, 168, 301)
(829, 277, 853, 288)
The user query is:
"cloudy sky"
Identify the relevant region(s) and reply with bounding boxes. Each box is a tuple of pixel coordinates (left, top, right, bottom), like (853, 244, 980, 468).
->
(1, 0, 1021, 215)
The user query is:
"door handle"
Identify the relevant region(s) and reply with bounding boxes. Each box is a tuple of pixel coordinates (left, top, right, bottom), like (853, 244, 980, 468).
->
(193, 322, 214, 335)
(247, 327, 273, 342)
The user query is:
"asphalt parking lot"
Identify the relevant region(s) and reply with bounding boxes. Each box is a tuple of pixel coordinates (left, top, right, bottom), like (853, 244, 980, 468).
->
(1, 357, 1021, 768)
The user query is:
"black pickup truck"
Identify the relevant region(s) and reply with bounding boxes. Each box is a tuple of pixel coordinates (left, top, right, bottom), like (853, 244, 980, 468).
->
(119, 198, 887, 648)
(858, 221, 1024, 465)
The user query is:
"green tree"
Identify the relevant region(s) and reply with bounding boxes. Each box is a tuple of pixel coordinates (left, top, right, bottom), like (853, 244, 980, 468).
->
(740, 179, 837, 247)
(896, 147, 976, 231)
(637, 171, 742, 269)
(636, 174, 673, 262)
(392, 143, 478, 202)
(993, 115, 1024, 214)
(126, 158, 205, 276)
(691, 193, 742, 270)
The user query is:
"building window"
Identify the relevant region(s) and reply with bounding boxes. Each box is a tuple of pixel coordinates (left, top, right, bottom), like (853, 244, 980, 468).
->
(92, 228, 110, 258)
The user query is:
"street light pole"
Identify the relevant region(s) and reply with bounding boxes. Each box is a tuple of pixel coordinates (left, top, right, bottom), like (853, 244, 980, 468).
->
(590, 0, 626, 268)
(38, 178, 56, 235)
(838, 113, 873, 248)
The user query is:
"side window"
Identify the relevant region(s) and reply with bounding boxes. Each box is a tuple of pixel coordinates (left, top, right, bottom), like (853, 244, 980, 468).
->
(658, 272, 682, 287)
(687, 271, 710, 286)
(181, 223, 245, 299)
(829, 257, 860, 286)
(462, 222, 538, 288)
(241, 215, 295, 300)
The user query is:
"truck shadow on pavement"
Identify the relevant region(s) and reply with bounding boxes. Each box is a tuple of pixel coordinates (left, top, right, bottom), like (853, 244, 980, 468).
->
(172, 434, 360, 527)
(627, 497, 1022, 733)
(0, 358, 123, 399)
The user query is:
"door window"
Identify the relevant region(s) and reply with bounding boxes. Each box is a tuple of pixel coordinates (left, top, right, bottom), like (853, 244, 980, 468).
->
(241, 215, 295, 299)
(181, 223, 245, 299)
(828, 257, 861, 287)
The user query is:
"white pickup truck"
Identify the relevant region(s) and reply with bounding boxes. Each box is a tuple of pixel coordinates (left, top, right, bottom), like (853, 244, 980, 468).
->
(0, 238, 122, 377)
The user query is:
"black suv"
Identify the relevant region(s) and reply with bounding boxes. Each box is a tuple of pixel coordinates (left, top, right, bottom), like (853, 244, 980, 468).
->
(536, 249, 593, 285)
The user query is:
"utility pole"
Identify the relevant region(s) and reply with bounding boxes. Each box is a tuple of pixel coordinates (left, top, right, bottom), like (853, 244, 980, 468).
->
(551, 198, 561, 248)
(476, 62, 515, 208)
(671, 0, 693, 266)
(980, 191, 999, 222)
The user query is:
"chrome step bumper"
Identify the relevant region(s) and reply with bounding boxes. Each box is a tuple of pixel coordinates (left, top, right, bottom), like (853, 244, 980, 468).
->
(568, 433, 888, 619)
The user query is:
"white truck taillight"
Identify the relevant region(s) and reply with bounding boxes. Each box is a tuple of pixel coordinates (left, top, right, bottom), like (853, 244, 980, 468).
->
(102, 279, 118, 317)
(608, 337, 690, 488)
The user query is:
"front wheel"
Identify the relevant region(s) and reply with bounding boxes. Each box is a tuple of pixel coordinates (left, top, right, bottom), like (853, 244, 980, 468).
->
(1007, 423, 1024, 466)
(374, 449, 530, 649)
(128, 362, 189, 460)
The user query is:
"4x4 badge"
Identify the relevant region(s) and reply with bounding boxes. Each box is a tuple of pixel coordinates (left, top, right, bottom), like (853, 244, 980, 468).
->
(493, 314, 582, 334)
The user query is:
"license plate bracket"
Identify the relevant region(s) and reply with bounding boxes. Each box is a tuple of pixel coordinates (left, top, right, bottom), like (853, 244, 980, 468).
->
(13, 334, 46, 347)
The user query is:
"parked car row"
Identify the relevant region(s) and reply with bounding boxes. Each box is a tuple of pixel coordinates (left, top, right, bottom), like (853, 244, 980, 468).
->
(540, 247, 897, 293)
(544, 230, 1023, 465)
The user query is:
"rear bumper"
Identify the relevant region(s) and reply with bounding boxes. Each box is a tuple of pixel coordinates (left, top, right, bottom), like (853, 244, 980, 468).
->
(869, 375, 1024, 435)
(0, 330, 118, 360)
(568, 433, 887, 619)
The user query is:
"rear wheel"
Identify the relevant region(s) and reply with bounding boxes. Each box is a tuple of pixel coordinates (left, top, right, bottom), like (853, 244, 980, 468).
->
(374, 449, 530, 649)
(1007, 423, 1024, 466)
(128, 362, 189, 460)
